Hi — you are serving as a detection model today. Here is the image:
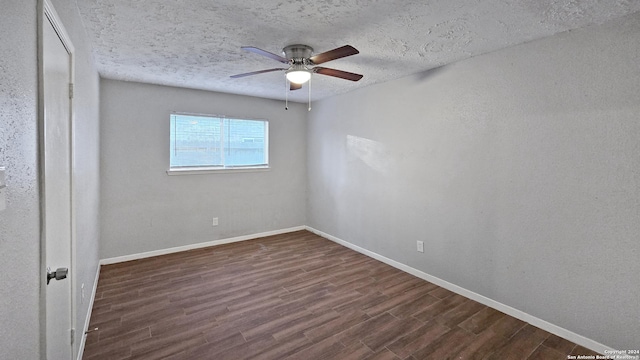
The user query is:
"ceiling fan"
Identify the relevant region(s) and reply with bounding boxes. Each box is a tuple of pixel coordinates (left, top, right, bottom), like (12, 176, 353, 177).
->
(230, 44, 363, 91)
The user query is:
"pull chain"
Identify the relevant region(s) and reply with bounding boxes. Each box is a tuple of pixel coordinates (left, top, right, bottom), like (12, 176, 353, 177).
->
(308, 77, 311, 112)
(285, 76, 289, 110)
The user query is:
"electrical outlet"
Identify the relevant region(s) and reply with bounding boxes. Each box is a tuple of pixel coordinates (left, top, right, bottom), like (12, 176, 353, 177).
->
(212, 217, 218, 226)
(81, 283, 85, 304)
(417, 241, 424, 253)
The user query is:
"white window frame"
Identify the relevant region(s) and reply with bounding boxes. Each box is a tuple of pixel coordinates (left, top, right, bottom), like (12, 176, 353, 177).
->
(166, 112, 270, 175)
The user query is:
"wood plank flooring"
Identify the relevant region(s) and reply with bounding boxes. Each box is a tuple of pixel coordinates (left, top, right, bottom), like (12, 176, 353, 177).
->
(83, 230, 601, 360)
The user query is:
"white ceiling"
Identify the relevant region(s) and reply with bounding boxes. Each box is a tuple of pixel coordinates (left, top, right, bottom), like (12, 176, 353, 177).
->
(76, 0, 640, 103)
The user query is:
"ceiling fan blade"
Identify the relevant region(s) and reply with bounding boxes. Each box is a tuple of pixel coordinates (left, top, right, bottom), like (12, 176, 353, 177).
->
(309, 45, 359, 65)
(313, 67, 363, 81)
(290, 82, 302, 91)
(230, 68, 286, 79)
(241, 46, 289, 64)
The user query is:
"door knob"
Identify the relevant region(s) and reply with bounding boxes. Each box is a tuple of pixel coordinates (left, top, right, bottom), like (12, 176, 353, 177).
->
(46, 267, 68, 285)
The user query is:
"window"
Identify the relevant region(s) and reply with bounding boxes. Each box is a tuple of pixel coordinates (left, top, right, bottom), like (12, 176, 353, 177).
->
(169, 113, 268, 172)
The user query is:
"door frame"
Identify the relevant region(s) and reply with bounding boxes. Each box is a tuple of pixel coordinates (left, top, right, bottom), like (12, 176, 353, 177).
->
(38, 0, 77, 358)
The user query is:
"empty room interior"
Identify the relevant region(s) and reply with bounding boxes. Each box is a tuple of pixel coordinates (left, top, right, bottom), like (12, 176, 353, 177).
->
(1, 0, 639, 359)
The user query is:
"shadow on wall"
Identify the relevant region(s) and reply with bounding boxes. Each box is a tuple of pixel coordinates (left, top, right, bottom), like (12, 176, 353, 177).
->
(413, 65, 448, 82)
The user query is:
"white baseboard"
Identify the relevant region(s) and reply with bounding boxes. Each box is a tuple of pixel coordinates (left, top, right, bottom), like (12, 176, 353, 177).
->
(305, 226, 613, 355)
(99, 226, 306, 265)
(76, 264, 100, 360)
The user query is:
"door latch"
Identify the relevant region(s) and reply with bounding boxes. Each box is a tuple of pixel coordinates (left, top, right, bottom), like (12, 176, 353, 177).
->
(47, 267, 68, 285)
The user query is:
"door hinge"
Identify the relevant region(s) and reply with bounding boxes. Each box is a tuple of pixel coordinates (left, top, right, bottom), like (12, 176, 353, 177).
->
(69, 83, 74, 99)
(70, 328, 75, 345)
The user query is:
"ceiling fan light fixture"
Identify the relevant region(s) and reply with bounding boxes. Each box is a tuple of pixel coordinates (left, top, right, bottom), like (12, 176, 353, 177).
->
(232, 44, 363, 87)
(286, 66, 311, 84)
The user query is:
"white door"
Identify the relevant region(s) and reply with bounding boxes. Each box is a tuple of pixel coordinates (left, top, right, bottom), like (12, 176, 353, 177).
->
(43, 5, 74, 359)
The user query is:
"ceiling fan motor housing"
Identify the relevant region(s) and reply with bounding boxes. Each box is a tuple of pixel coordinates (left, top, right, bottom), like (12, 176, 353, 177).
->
(283, 44, 314, 65)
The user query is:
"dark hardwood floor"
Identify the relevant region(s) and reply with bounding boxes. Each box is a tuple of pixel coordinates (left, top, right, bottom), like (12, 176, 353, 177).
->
(83, 230, 601, 359)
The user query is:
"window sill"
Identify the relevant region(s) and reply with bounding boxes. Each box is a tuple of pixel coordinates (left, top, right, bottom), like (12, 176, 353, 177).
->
(166, 166, 270, 176)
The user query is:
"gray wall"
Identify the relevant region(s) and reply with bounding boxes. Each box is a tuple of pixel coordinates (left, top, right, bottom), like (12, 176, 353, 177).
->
(0, 1, 101, 358)
(100, 80, 307, 259)
(308, 12, 640, 350)
(0, 2, 41, 358)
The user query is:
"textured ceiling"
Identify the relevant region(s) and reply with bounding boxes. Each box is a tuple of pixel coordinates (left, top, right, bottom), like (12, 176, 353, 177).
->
(76, 0, 640, 103)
